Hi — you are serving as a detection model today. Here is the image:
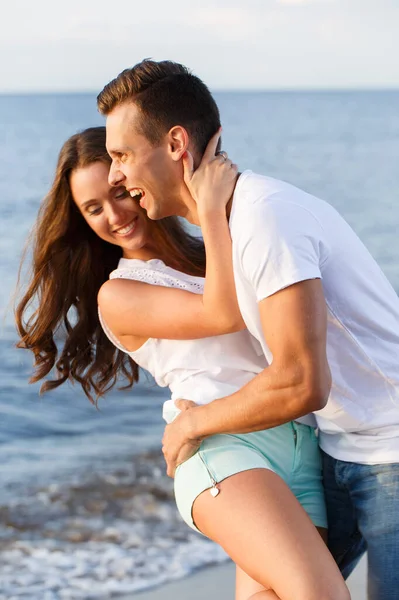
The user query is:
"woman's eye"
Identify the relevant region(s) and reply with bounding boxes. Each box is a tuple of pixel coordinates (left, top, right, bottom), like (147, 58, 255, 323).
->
(88, 207, 102, 216)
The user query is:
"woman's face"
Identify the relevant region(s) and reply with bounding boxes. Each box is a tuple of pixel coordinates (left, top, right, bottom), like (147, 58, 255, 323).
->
(71, 161, 156, 259)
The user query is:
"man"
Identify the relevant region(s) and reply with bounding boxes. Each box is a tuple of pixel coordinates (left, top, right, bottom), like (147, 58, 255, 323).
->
(98, 59, 399, 598)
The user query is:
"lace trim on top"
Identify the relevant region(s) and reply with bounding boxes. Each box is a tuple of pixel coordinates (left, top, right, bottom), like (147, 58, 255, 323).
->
(109, 264, 204, 295)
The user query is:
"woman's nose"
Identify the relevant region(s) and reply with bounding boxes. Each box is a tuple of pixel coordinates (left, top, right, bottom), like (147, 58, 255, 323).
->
(106, 204, 126, 227)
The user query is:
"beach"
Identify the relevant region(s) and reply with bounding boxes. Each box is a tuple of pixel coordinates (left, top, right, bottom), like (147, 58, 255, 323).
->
(133, 556, 367, 599)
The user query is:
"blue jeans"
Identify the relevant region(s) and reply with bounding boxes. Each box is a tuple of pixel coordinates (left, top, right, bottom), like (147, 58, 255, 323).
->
(322, 451, 399, 599)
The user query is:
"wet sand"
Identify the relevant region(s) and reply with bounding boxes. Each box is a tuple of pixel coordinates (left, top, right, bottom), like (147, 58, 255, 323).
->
(131, 555, 367, 599)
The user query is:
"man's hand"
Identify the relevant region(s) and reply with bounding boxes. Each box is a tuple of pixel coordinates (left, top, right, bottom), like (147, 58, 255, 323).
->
(162, 400, 202, 478)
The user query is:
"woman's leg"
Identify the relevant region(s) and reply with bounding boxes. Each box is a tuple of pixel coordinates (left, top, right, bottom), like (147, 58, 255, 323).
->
(192, 468, 350, 600)
(236, 565, 280, 599)
(235, 527, 328, 600)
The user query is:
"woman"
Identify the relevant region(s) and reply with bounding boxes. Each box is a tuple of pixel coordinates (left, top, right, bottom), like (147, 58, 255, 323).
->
(16, 127, 349, 600)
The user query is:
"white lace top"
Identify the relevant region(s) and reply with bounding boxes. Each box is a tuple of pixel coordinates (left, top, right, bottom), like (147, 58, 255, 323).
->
(99, 257, 267, 423)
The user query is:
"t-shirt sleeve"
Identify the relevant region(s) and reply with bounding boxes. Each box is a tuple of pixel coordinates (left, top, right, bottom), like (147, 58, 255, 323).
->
(239, 197, 327, 302)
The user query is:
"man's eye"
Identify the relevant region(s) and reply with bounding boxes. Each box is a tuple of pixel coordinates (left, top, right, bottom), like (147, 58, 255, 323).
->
(115, 189, 129, 200)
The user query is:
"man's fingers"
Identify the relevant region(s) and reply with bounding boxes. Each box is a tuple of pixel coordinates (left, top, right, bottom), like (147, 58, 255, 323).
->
(202, 127, 222, 161)
(175, 399, 197, 411)
(182, 150, 194, 185)
(162, 446, 175, 478)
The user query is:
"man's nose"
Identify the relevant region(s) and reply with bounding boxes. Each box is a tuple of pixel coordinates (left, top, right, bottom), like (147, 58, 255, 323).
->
(108, 161, 125, 187)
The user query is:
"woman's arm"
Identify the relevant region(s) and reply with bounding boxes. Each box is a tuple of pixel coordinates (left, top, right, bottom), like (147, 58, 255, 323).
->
(98, 130, 245, 342)
(98, 276, 243, 342)
(184, 143, 243, 340)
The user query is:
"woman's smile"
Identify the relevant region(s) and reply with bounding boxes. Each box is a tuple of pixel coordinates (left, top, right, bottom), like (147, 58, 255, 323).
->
(112, 216, 139, 237)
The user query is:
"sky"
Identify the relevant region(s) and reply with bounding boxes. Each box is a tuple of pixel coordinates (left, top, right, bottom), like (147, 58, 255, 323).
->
(1, 0, 398, 92)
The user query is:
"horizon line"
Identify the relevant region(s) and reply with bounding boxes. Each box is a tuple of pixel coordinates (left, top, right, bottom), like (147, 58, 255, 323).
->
(0, 86, 398, 96)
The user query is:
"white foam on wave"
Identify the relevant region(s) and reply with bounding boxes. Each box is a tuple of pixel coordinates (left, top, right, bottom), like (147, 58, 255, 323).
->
(0, 452, 228, 599)
(0, 533, 228, 599)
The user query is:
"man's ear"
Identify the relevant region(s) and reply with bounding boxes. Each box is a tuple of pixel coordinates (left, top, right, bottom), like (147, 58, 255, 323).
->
(167, 126, 189, 162)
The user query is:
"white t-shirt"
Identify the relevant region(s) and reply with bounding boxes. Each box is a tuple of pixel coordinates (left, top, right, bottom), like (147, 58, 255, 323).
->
(230, 170, 399, 464)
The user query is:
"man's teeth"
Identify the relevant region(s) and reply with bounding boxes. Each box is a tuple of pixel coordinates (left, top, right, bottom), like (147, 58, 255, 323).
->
(115, 220, 136, 235)
(130, 189, 143, 199)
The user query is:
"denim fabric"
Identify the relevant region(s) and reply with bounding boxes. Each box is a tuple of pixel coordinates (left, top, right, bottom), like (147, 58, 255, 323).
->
(322, 450, 399, 599)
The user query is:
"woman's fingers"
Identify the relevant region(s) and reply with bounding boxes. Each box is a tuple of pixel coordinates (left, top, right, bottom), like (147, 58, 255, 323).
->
(214, 153, 238, 176)
(202, 127, 223, 161)
(215, 157, 238, 179)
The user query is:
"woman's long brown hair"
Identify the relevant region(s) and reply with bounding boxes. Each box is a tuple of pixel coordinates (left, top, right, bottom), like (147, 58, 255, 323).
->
(15, 126, 206, 404)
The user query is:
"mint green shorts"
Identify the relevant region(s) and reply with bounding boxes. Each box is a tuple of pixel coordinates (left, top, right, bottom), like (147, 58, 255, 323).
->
(174, 421, 327, 533)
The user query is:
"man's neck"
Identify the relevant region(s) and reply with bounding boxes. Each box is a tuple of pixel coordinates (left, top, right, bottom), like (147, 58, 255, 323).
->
(179, 184, 200, 225)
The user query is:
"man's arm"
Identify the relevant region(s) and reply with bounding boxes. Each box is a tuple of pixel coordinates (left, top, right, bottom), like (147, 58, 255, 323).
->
(162, 278, 331, 475)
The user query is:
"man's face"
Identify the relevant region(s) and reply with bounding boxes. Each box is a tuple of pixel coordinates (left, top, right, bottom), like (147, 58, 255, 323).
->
(106, 102, 185, 220)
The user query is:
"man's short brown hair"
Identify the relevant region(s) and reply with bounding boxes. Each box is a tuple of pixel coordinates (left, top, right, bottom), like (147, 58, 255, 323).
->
(97, 59, 221, 156)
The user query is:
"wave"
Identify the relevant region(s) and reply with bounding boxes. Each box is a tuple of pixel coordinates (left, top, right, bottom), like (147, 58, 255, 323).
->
(0, 449, 227, 599)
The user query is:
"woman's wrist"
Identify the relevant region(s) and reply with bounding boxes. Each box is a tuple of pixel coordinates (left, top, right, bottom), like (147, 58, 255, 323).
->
(197, 205, 228, 222)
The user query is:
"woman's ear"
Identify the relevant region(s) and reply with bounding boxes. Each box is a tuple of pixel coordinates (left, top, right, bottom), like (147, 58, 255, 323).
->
(167, 126, 189, 162)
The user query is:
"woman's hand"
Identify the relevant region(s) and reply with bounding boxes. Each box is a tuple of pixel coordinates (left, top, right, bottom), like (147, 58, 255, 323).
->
(183, 128, 238, 216)
(181, 129, 245, 338)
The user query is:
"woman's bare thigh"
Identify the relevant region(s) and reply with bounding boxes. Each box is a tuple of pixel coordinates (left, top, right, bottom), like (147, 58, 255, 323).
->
(192, 468, 349, 600)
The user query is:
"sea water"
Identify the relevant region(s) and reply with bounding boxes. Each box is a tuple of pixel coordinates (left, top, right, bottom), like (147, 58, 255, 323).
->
(0, 90, 398, 598)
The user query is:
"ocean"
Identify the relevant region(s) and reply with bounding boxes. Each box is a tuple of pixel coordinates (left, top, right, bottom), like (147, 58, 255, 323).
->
(0, 90, 398, 599)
